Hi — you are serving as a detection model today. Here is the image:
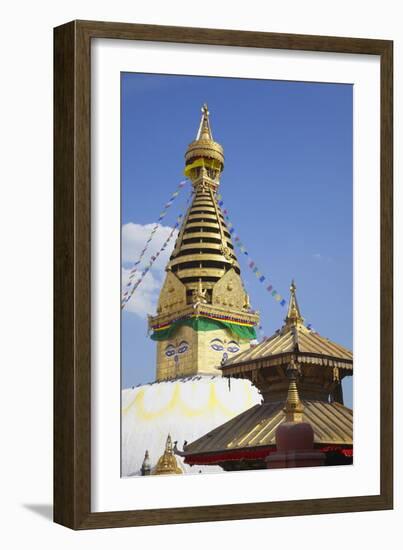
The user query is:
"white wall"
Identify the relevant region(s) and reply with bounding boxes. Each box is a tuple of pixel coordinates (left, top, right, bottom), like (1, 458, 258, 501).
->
(0, 0, 400, 548)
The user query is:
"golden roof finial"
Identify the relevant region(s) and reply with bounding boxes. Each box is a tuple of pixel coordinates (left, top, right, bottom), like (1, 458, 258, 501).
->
(284, 358, 304, 422)
(285, 279, 304, 328)
(196, 103, 213, 141)
(152, 434, 183, 475)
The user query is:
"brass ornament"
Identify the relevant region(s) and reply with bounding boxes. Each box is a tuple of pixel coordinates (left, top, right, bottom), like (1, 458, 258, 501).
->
(152, 434, 183, 475)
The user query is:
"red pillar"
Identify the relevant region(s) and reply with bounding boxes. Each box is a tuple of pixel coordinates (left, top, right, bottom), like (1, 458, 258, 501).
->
(266, 421, 325, 469)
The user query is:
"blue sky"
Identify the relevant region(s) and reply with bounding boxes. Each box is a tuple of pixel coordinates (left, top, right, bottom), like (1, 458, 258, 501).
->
(121, 72, 353, 407)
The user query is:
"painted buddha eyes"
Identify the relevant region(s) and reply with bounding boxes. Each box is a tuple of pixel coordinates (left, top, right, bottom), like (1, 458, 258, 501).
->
(210, 339, 224, 352)
(165, 341, 189, 358)
(165, 345, 176, 357)
(227, 342, 241, 353)
(177, 341, 189, 354)
(210, 339, 240, 354)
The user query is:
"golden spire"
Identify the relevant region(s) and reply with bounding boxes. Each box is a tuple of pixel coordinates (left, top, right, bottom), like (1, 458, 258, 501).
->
(284, 358, 304, 422)
(167, 107, 241, 292)
(285, 279, 304, 328)
(196, 103, 213, 140)
(152, 434, 183, 475)
(184, 104, 224, 184)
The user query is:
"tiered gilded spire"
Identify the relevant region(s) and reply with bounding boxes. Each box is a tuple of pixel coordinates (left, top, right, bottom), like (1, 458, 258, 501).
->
(168, 185, 241, 295)
(167, 105, 241, 298)
(284, 359, 304, 422)
(285, 280, 304, 328)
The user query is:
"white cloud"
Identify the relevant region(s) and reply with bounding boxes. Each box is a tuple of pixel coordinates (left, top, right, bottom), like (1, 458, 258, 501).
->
(122, 222, 178, 318)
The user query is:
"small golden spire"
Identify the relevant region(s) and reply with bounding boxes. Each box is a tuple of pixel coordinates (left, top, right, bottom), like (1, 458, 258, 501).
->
(196, 103, 213, 141)
(284, 358, 304, 422)
(152, 434, 183, 475)
(285, 279, 304, 327)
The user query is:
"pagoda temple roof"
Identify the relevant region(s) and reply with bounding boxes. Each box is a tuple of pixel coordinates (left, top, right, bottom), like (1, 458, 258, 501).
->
(223, 324, 352, 367)
(182, 399, 353, 464)
(222, 281, 352, 374)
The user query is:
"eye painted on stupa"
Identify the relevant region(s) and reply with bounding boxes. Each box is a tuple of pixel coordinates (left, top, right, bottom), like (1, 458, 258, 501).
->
(177, 341, 189, 354)
(227, 341, 240, 353)
(165, 344, 176, 357)
(210, 338, 224, 352)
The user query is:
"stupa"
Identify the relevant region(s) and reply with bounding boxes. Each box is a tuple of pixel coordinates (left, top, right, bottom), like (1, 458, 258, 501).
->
(148, 103, 259, 380)
(122, 105, 262, 476)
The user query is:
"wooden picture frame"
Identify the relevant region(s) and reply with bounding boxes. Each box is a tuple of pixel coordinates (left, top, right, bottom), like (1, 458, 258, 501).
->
(54, 20, 393, 529)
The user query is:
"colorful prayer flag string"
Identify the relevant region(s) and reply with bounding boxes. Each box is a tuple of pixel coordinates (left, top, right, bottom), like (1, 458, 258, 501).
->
(121, 185, 193, 309)
(216, 195, 287, 308)
(220, 192, 318, 339)
(121, 180, 187, 303)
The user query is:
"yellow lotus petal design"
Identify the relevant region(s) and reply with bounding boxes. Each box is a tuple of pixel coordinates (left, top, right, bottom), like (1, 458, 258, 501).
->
(121, 376, 262, 476)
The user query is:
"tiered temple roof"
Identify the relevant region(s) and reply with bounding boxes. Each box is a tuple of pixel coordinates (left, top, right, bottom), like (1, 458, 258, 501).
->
(224, 280, 352, 371)
(181, 282, 353, 468)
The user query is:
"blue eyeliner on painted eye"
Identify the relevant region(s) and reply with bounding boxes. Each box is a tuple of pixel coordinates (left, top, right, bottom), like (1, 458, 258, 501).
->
(211, 343, 224, 351)
(165, 346, 175, 357)
(227, 341, 240, 353)
(177, 342, 189, 354)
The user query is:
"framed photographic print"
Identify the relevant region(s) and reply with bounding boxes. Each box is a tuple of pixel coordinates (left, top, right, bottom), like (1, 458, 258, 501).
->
(54, 20, 393, 529)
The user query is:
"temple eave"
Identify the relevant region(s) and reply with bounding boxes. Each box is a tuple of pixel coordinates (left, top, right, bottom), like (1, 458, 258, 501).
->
(183, 444, 353, 467)
(149, 303, 259, 330)
(221, 352, 353, 375)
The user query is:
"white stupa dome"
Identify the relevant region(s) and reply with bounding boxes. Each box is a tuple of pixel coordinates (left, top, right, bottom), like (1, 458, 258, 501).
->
(122, 375, 262, 476)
